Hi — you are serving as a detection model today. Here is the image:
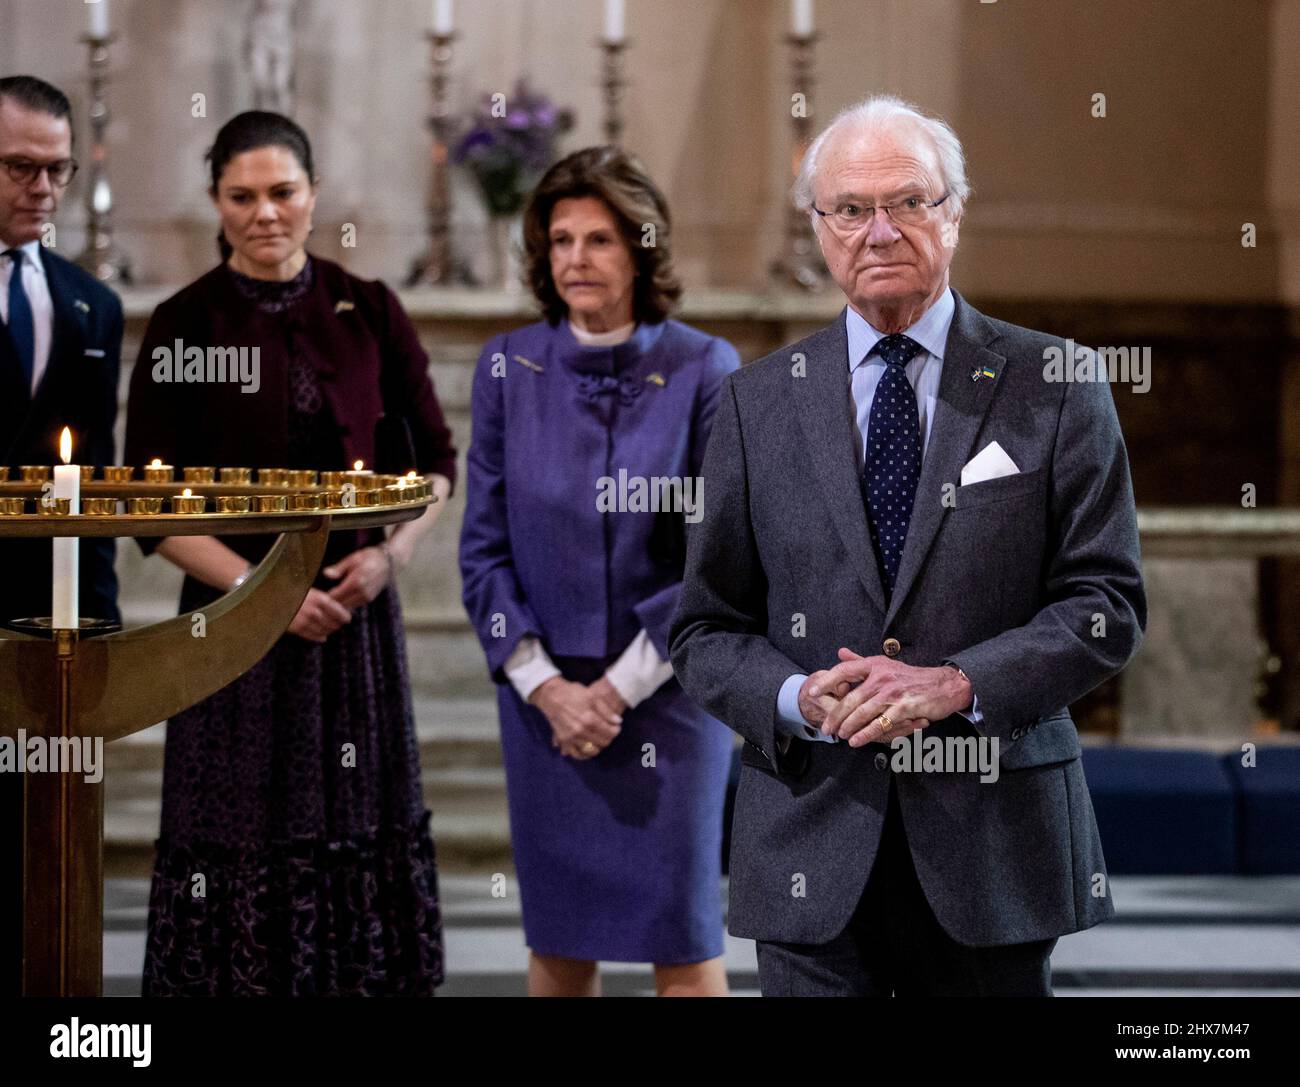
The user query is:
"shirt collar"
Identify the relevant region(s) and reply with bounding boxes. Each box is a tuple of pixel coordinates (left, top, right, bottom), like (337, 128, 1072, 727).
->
(2, 240, 45, 276)
(846, 286, 954, 372)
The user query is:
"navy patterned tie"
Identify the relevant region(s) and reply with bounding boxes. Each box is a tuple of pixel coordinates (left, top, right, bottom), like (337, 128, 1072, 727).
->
(4, 249, 35, 393)
(863, 333, 923, 596)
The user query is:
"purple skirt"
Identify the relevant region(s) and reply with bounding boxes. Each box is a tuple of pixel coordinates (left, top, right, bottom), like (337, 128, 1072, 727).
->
(142, 587, 443, 996)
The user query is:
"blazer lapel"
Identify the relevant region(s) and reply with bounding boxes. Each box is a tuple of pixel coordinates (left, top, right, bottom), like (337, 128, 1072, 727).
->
(793, 308, 888, 615)
(884, 291, 1006, 627)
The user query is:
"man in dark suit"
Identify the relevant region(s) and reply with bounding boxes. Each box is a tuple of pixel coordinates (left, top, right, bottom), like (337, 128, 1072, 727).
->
(0, 75, 123, 992)
(669, 95, 1146, 996)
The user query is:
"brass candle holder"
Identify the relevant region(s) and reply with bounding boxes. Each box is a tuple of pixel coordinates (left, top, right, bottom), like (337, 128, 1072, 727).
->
(255, 494, 288, 513)
(220, 467, 253, 484)
(128, 497, 164, 515)
(287, 469, 317, 488)
(79, 466, 95, 483)
(103, 466, 134, 483)
(20, 466, 50, 482)
(38, 498, 71, 516)
(258, 468, 289, 487)
(290, 493, 323, 511)
(82, 498, 117, 516)
(183, 467, 216, 484)
(0, 497, 25, 515)
(320, 471, 348, 488)
(171, 491, 206, 515)
(216, 495, 251, 514)
(0, 467, 9, 482)
(143, 461, 174, 483)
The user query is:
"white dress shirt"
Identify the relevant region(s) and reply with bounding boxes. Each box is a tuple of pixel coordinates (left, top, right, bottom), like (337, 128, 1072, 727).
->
(0, 240, 54, 395)
(501, 314, 675, 709)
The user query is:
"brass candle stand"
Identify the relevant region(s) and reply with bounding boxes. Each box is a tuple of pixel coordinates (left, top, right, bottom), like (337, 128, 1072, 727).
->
(0, 469, 433, 996)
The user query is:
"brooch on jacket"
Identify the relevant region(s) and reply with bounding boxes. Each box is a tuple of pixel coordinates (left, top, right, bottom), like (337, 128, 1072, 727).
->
(74, 299, 90, 314)
(971, 366, 996, 382)
(334, 300, 355, 314)
(514, 354, 544, 373)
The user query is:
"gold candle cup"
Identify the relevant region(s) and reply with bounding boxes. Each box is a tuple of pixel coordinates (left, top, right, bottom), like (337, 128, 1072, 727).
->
(172, 493, 207, 515)
(20, 466, 50, 482)
(103, 466, 134, 483)
(358, 488, 384, 508)
(183, 467, 216, 484)
(0, 466, 9, 481)
(216, 495, 251, 514)
(143, 462, 174, 482)
(83, 497, 118, 515)
(258, 468, 290, 487)
(321, 490, 345, 509)
(287, 469, 317, 488)
(128, 497, 164, 515)
(220, 467, 253, 484)
(319, 471, 347, 488)
(79, 465, 95, 482)
(0, 497, 25, 515)
(38, 497, 71, 515)
(290, 492, 323, 511)
(255, 495, 288, 513)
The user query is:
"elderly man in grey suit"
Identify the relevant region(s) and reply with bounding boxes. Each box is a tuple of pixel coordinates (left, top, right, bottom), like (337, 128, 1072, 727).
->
(669, 95, 1146, 997)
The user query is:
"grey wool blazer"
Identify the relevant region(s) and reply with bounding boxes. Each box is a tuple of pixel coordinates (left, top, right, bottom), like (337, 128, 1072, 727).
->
(669, 290, 1147, 947)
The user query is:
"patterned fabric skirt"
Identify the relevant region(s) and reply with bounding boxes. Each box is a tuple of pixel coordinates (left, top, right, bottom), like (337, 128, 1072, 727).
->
(142, 587, 443, 996)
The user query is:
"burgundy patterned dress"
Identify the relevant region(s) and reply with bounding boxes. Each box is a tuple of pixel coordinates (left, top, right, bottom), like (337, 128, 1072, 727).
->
(141, 260, 444, 995)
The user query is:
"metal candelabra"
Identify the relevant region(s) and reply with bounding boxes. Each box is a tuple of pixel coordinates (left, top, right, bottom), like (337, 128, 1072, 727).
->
(75, 35, 133, 286)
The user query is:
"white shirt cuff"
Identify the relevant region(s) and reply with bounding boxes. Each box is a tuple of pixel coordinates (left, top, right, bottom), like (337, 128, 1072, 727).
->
(604, 629, 674, 709)
(504, 635, 561, 702)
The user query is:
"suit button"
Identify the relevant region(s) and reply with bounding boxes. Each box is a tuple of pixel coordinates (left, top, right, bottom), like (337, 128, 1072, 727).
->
(874, 752, 888, 771)
(882, 637, 901, 657)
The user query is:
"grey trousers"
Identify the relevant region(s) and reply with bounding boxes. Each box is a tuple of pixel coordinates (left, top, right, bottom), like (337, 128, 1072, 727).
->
(755, 776, 1057, 997)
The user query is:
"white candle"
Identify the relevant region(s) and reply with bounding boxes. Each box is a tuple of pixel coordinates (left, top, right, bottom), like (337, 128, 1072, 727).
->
(86, 0, 110, 39)
(52, 427, 80, 629)
(431, 0, 453, 34)
(792, 0, 813, 36)
(604, 0, 625, 43)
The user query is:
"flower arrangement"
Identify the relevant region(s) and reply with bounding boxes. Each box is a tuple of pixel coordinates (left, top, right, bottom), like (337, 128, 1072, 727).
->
(454, 80, 575, 217)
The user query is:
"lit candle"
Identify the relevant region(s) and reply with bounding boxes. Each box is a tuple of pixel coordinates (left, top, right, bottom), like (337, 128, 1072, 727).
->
(172, 487, 206, 515)
(86, 0, 110, 39)
(53, 427, 80, 629)
(431, 0, 454, 34)
(343, 459, 374, 484)
(792, 0, 813, 36)
(143, 458, 174, 483)
(604, 0, 625, 43)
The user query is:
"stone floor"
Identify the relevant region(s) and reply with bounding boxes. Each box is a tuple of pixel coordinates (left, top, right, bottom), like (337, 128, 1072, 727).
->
(103, 874, 1300, 997)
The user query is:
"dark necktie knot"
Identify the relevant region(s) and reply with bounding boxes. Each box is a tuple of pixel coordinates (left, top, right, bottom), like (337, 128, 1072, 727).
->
(5, 249, 23, 265)
(874, 333, 923, 369)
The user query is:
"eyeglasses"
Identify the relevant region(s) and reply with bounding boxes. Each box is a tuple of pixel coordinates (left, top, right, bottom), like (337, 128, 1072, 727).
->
(0, 156, 79, 188)
(812, 192, 950, 230)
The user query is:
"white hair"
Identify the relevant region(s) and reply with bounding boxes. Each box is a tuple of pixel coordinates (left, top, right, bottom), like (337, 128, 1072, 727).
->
(794, 94, 971, 222)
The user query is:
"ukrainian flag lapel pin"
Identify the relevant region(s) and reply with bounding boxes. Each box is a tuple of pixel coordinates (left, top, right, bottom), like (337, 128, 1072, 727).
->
(970, 366, 996, 383)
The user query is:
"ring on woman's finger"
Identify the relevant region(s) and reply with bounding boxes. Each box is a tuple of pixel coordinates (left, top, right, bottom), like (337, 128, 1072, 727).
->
(581, 740, 598, 755)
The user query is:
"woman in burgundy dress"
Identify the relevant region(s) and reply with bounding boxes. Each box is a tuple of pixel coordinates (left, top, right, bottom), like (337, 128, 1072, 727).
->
(125, 112, 457, 995)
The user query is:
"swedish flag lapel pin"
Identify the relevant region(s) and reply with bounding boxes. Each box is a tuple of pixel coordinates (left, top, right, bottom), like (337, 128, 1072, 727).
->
(971, 366, 996, 383)
(334, 300, 355, 314)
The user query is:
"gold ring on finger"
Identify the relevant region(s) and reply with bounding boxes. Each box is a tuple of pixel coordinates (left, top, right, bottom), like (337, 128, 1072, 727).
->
(582, 741, 597, 755)
(876, 714, 892, 733)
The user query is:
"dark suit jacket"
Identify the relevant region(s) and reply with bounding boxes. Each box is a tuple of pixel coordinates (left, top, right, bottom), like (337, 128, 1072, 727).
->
(0, 247, 122, 625)
(669, 291, 1146, 947)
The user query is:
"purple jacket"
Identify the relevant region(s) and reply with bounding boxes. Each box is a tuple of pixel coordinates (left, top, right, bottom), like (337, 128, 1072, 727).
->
(459, 317, 738, 682)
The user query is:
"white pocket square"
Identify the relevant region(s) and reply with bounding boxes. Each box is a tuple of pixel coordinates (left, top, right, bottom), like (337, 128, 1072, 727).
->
(960, 441, 1019, 486)
(83, 348, 105, 358)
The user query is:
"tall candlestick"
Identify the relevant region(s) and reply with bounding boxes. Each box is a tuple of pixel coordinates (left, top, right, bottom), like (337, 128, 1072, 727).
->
(86, 0, 110, 38)
(604, 0, 625, 44)
(431, 0, 454, 34)
(792, 0, 813, 36)
(52, 428, 80, 629)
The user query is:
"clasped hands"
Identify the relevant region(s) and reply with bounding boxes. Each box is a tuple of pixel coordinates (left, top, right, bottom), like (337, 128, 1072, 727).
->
(799, 648, 973, 748)
(529, 675, 627, 761)
(287, 545, 398, 643)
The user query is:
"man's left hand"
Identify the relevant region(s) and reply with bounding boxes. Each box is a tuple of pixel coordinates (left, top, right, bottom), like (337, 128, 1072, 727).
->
(815, 648, 973, 747)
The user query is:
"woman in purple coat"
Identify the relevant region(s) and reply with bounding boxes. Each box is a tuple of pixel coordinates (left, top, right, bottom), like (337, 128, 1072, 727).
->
(459, 147, 739, 996)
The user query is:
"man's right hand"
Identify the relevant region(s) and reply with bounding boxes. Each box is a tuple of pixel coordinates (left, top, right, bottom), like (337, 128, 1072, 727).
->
(528, 676, 622, 759)
(287, 587, 354, 643)
(797, 669, 857, 727)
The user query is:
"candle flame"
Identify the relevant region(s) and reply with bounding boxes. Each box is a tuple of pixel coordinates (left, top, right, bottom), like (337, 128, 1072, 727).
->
(59, 427, 72, 464)
(405, 470, 418, 479)
(353, 460, 364, 471)
(150, 458, 162, 468)
(182, 488, 193, 497)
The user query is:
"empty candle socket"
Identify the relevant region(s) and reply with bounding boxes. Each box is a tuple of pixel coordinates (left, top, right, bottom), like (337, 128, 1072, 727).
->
(20, 466, 50, 482)
(319, 471, 347, 488)
(38, 498, 71, 515)
(103, 466, 134, 483)
(79, 466, 95, 482)
(183, 467, 217, 484)
(82, 497, 118, 516)
(258, 468, 290, 487)
(219, 467, 253, 484)
(0, 497, 25, 515)
(286, 469, 317, 488)
(290, 493, 323, 511)
(128, 497, 164, 515)
(216, 495, 251, 514)
(255, 495, 288, 513)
